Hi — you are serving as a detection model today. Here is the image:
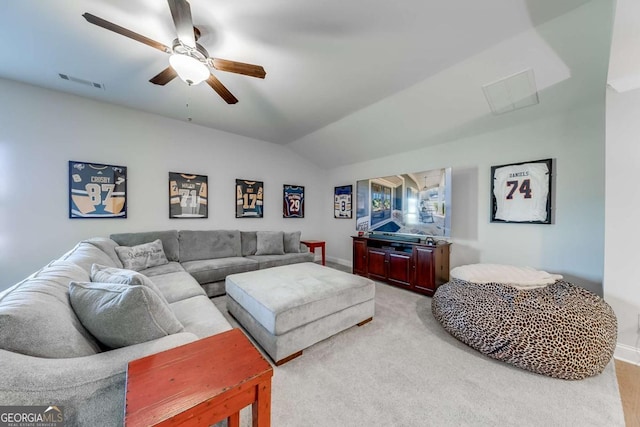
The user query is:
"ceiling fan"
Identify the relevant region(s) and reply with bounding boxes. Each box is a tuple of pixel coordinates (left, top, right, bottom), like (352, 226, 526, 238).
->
(82, 0, 266, 104)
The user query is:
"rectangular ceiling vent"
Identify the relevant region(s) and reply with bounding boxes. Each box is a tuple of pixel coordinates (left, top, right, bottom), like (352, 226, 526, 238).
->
(58, 73, 105, 90)
(482, 68, 538, 115)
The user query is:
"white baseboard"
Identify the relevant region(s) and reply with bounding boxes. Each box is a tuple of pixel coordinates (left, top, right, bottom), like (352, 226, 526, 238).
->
(614, 343, 640, 365)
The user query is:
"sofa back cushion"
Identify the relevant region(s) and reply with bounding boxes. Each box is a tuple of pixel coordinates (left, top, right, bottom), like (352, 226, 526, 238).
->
(256, 231, 285, 255)
(58, 241, 118, 273)
(0, 261, 101, 358)
(241, 231, 258, 256)
(179, 230, 241, 262)
(284, 231, 302, 253)
(110, 230, 180, 262)
(83, 237, 123, 268)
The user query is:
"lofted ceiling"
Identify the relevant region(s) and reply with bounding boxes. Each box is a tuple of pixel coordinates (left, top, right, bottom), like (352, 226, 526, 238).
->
(0, 0, 611, 168)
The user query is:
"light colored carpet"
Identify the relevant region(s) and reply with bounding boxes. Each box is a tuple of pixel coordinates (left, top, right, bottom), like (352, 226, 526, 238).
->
(212, 279, 624, 426)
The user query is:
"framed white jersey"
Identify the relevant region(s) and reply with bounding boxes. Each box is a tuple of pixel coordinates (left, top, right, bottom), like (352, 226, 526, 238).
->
(334, 185, 352, 218)
(283, 185, 304, 218)
(69, 161, 127, 218)
(169, 172, 208, 218)
(490, 158, 553, 224)
(236, 179, 264, 218)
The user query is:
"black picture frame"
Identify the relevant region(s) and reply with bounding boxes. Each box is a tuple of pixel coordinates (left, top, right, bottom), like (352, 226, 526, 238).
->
(236, 179, 264, 218)
(283, 184, 305, 218)
(490, 158, 553, 224)
(69, 161, 127, 219)
(334, 185, 353, 219)
(169, 172, 208, 219)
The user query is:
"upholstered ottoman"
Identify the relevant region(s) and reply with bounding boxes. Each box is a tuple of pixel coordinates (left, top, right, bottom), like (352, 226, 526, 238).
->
(432, 278, 618, 380)
(226, 262, 375, 365)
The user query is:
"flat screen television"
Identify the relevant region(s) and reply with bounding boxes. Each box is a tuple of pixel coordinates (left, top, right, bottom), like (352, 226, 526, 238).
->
(356, 168, 451, 238)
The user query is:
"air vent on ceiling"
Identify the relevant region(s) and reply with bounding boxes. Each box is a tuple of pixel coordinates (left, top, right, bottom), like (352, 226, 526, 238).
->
(58, 73, 105, 90)
(482, 69, 538, 115)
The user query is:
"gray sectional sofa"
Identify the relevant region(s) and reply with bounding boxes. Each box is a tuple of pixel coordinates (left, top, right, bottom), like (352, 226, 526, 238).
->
(0, 229, 313, 426)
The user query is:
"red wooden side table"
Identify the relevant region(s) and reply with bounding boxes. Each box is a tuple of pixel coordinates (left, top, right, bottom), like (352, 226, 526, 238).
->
(301, 240, 326, 265)
(125, 328, 273, 427)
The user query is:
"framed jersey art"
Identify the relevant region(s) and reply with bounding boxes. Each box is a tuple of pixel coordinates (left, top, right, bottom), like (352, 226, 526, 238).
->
(283, 185, 304, 218)
(236, 179, 264, 218)
(334, 185, 352, 218)
(69, 161, 127, 218)
(169, 172, 208, 218)
(490, 158, 553, 224)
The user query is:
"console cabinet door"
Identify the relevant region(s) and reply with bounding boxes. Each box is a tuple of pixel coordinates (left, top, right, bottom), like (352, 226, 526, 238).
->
(413, 246, 436, 294)
(367, 248, 388, 281)
(353, 239, 368, 276)
(388, 252, 412, 288)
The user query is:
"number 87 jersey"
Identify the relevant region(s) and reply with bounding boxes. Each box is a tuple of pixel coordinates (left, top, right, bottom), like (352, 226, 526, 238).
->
(69, 161, 127, 218)
(493, 162, 549, 222)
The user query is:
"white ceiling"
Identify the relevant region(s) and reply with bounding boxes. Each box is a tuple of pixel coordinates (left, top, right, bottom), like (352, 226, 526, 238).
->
(0, 0, 611, 168)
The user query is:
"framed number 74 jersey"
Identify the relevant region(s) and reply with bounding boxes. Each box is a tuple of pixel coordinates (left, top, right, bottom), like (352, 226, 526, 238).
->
(69, 161, 127, 218)
(490, 158, 553, 224)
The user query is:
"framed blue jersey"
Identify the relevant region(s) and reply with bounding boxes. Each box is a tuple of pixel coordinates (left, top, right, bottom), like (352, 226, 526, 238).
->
(69, 161, 127, 218)
(283, 185, 304, 218)
(236, 179, 264, 218)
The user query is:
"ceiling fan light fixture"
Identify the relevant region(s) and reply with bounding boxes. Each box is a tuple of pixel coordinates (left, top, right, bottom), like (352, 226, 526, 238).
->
(169, 53, 209, 85)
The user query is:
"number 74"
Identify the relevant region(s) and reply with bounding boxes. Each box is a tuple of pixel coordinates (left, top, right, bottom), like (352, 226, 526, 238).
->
(506, 179, 532, 199)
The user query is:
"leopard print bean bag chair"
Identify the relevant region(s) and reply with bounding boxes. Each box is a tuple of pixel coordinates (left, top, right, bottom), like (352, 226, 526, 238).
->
(432, 279, 617, 380)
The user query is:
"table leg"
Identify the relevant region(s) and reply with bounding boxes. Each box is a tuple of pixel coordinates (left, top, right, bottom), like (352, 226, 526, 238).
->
(321, 244, 326, 266)
(252, 380, 272, 427)
(228, 412, 240, 427)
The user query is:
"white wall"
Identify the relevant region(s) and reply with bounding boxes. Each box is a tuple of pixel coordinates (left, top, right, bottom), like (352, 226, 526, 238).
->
(605, 87, 640, 364)
(323, 104, 606, 295)
(0, 79, 324, 290)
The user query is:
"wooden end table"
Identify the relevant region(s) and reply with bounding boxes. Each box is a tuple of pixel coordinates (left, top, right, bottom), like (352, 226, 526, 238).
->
(301, 240, 326, 265)
(125, 328, 273, 427)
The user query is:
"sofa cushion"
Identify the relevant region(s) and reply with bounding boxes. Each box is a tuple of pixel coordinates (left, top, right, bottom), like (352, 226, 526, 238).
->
(284, 231, 302, 254)
(115, 239, 169, 271)
(57, 241, 118, 273)
(110, 230, 180, 262)
(256, 231, 285, 255)
(241, 231, 258, 256)
(179, 230, 242, 262)
(69, 282, 184, 349)
(83, 237, 124, 268)
(0, 261, 101, 358)
(138, 261, 186, 277)
(181, 257, 259, 284)
(247, 252, 315, 270)
(90, 264, 168, 305)
(144, 271, 207, 304)
(169, 296, 233, 338)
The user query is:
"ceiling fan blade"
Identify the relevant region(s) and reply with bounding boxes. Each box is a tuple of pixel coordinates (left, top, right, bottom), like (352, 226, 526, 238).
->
(206, 75, 238, 104)
(168, 0, 196, 48)
(211, 58, 266, 79)
(82, 13, 171, 54)
(149, 67, 178, 85)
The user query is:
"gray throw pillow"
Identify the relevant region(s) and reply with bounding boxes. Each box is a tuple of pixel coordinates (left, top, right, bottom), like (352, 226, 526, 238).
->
(69, 281, 184, 349)
(284, 231, 302, 253)
(114, 239, 169, 271)
(241, 231, 258, 256)
(90, 264, 168, 304)
(256, 231, 285, 255)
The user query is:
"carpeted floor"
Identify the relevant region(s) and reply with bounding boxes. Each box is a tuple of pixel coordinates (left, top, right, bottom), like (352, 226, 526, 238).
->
(212, 275, 624, 426)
